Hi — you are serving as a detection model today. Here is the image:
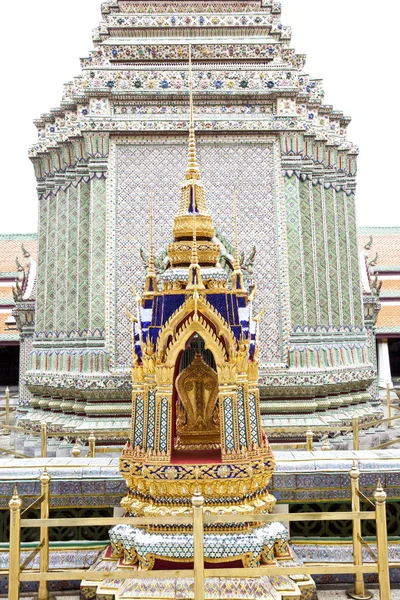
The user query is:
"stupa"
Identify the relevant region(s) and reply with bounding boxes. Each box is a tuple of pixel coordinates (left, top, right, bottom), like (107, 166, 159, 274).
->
(81, 55, 317, 600)
(20, 0, 380, 449)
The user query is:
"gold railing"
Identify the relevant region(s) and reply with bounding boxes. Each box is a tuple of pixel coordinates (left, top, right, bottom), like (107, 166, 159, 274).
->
(271, 384, 400, 452)
(2, 383, 399, 456)
(0, 422, 100, 459)
(8, 462, 391, 600)
(2, 414, 398, 458)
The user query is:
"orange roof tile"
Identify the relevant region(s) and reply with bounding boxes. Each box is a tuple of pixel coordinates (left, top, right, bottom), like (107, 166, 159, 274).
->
(359, 228, 400, 269)
(0, 287, 14, 300)
(376, 305, 400, 330)
(0, 312, 19, 341)
(381, 280, 400, 291)
(0, 234, 37, 274)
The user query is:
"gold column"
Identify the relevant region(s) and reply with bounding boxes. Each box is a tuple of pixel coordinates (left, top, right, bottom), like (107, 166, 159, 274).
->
(72, 442, 81, 457)
(8, 487, 22, 600)
(38, 468, 50, 600)
(88, 432, 96, 458)
(353, 418, 359, 451)
(306, 429, 314, 451)
(387, 384, 393, 429)
(347, 462, 372, 600)
(321, 438, 331, 451)
(41, 422, 47, 458)
(192, 490, 205, 600)
(374, 481, 391, 600)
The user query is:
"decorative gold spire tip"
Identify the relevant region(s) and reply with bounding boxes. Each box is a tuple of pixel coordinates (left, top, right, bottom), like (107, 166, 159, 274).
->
(186, 44, 199, 180)
(144, 192, 158, 294)
(232, 189, 244, 291)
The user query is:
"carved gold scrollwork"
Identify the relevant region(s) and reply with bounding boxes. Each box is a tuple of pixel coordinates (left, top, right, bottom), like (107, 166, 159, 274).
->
(141, 338, 156, 374)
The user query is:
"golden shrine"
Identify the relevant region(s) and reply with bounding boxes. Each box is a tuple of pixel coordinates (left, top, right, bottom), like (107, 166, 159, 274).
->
(103, 56, 317, 598)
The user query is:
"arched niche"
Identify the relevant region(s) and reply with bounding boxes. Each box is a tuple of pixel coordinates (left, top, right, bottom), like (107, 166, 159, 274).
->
(172, 333, 221, 458)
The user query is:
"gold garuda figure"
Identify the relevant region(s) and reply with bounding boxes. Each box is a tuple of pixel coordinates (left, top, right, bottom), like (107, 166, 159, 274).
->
(111, 54, 298, 579)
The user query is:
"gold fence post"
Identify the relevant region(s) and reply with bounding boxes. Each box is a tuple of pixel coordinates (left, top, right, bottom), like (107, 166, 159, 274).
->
(347, 462, 372, 600)
(374, 481, 391, 600)
(41, 422, 47, 458)
(72, 441, 81, 458)
(4, 386, 10, 435)
(353, 418, 359, 452)
(88, 432, 96, 458)
(8, 487, 22, 600)
(38, 468, 50, 600)
(306, 429, 314, 451)
(321, 437, 331, 451)
(386, 384, 393, 428)
(192, 489, 205, 600)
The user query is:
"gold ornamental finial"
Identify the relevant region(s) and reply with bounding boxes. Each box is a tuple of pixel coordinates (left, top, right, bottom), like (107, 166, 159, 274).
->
(232, 190, 245, 291)
(186, 45, 200, 180)
(144, 192, 158, 294)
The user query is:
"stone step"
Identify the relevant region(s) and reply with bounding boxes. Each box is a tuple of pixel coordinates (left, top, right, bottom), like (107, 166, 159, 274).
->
(80, 548, 315, 600)
(92, 576, 303, 600)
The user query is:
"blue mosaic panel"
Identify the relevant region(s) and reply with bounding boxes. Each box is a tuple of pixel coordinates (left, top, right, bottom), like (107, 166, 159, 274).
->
(248, 392, 260, 444)
(159, 398, 169, 453)
(146, 388, 156, 450)
(223, 396, 235, 451)
(133, 394, 144, 448)
(237, 386, 247, 448)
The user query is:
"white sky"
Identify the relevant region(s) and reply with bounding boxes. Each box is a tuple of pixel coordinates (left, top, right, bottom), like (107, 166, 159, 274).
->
(0, 0, 398, 233)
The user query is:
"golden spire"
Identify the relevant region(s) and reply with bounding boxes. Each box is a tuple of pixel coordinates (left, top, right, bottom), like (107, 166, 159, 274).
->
(167, 46, 220, 270)
(144, 193, 158, 294)
(232, 190, 244, 291)
(186, 45, 200, 181)
(191, 208, 199, 265)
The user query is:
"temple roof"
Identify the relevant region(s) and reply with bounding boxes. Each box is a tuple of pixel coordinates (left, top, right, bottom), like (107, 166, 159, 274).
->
(0, 234, 37, 343)
(376, 306, 400, 334)
(0, 313, 19, 342)
(0, 234, 37, 274)
(359, 227, 400, 271)
(358, 227, 400, 335)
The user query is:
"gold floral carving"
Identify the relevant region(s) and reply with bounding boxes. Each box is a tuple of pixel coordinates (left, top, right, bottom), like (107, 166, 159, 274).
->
(120, 453, 274, 501)
(168, 241, 221, 267)
(120, 490, 276, 524)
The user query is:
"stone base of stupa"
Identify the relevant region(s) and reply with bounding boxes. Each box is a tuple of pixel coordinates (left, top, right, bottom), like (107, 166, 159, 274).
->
(81, 545, 317, 600)
(108, 522, 291, 569)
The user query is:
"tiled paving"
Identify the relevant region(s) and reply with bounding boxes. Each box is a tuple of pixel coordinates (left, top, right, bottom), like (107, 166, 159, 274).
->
(8, 587, 400, 599)
(317, 588, 397, 599)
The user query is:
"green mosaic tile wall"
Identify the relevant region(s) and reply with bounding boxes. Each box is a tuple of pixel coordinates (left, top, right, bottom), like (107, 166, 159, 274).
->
(285, 177, 364, 328)
(78, 181, 90, 333)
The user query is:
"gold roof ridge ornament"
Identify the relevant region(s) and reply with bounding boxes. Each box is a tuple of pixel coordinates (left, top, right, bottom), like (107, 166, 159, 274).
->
(144, 192, 158, 295)
(231, 189, 245, 292)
